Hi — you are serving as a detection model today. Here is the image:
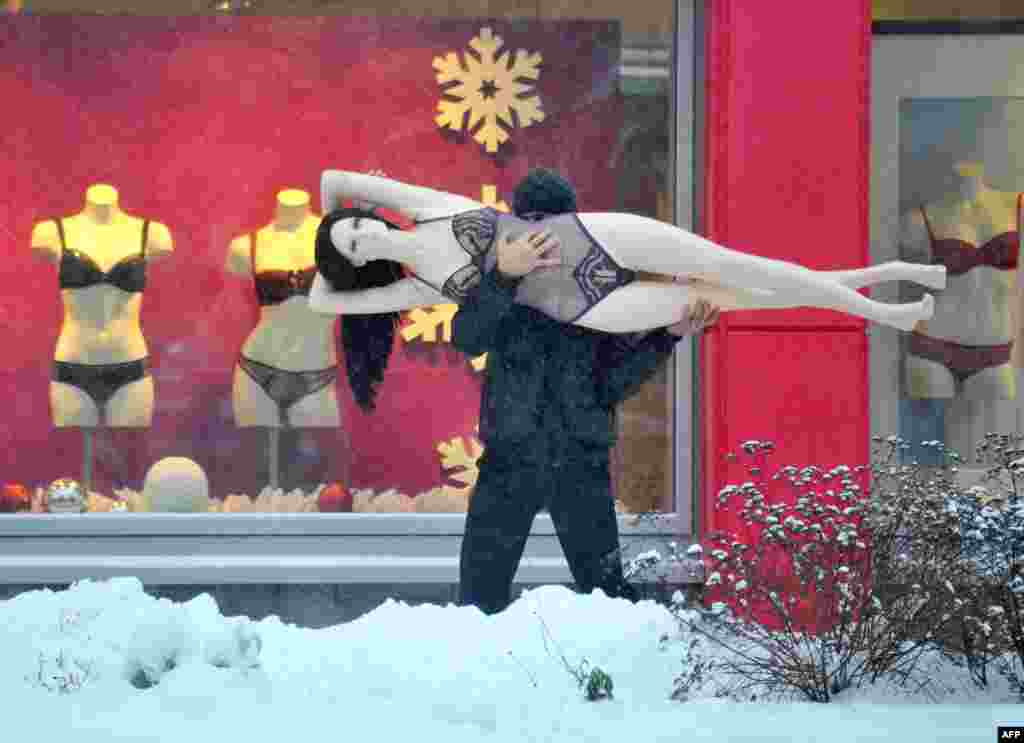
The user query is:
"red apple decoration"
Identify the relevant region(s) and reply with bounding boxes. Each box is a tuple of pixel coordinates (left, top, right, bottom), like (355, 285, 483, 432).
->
(318, 483, 353, 513)
(0, 483, 32, 513)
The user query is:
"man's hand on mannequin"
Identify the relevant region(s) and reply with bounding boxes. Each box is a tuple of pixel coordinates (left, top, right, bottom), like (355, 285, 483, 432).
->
(667, 298, 720, 337)
(496, 230, 561, 279)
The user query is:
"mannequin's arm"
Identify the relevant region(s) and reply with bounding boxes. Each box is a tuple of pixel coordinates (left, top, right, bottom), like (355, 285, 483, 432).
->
(1016, 198, 1024, 369)
(145, 221, 174, 261)
(320, 170, 483, 221)
(899, 208, 932, 265)
(30, 220, 60, 264)
(308, 273, 446, 315)
(899, 208, 933, 333)
(1013, 262, 1022, 369)
(225, 234, 252, 277)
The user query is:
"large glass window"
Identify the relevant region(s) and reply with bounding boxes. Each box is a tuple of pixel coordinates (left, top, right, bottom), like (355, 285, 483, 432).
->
(0, 1, 680, 518)
(871, 19, 1024, 470)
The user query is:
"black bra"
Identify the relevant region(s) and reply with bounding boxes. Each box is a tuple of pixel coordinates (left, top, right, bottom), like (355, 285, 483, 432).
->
(56, 218, 148, 293)
(249, 232, 317, 306)
(254, 267, 318, 305)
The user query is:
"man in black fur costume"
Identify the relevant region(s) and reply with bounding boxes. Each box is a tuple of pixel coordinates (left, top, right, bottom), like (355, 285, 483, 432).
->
(452, 169, 719, 614)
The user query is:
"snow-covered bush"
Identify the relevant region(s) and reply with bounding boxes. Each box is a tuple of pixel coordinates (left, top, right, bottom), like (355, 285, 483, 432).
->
(667, 631, 719, 702)
(938, 433, 1024, 697)
(674, 438, 970, 702)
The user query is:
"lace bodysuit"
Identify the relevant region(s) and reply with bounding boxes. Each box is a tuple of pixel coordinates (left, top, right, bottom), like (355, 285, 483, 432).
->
(419, 208, 636, 323)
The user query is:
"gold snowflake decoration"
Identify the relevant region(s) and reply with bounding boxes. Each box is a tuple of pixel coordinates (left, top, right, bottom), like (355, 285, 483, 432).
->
(401, 304, 457, 345)
(401, 304, 488, 372)
(481, 184, 510, 213)
(434, 27, 545, 153)
(437, 431, 485, 491)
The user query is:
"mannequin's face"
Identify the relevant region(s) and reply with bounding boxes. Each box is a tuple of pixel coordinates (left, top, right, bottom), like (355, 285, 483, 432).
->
(329, 216, 389, 267)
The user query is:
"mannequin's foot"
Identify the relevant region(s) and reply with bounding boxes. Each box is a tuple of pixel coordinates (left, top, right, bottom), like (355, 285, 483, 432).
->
(915, 265, 947, 291)
(888, 293, 933, 332)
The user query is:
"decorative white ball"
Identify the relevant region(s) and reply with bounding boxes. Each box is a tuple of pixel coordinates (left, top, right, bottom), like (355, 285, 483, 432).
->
(143, 457, 210, 513)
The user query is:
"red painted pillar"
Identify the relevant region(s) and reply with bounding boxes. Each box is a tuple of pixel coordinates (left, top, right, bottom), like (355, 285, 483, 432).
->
(700, 0, 872, 538)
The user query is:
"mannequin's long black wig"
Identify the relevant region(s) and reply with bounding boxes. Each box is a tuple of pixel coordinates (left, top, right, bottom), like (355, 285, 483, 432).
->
(315, 207, 405, 413)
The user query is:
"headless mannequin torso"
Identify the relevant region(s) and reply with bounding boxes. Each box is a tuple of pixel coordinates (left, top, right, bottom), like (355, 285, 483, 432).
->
(31, 184, 173, 427)
(226, 189, 340, 428)
(901, 161, 1022, 399)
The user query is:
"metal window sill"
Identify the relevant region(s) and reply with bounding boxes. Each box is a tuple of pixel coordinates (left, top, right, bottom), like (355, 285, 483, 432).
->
(0, 512, 693, 585)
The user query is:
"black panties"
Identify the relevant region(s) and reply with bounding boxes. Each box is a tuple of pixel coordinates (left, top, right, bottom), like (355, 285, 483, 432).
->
(52, 358, 150, 424)
(237, 356, 338, 427)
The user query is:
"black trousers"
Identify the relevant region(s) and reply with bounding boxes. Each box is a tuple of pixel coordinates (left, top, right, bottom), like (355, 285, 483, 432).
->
(458, 444, 635, 615)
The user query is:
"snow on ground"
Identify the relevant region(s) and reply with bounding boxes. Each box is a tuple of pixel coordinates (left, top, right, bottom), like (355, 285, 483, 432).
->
(0, 577, 1017, 742)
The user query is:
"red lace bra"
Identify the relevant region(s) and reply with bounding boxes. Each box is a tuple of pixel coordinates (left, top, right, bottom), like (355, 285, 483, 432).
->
(920, 194, 1021, 276)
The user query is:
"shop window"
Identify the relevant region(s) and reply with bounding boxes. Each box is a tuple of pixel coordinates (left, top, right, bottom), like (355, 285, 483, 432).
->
(0, 1, 683, 517)
(871, 22, 1024, 468)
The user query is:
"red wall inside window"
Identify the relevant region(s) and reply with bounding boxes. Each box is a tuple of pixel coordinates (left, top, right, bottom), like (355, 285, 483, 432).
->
(0, 16, 622, 500)
(700, 0, 872, 537)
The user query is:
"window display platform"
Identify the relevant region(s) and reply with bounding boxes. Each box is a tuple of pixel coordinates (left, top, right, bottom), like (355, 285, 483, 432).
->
(0, 513, 693, 586)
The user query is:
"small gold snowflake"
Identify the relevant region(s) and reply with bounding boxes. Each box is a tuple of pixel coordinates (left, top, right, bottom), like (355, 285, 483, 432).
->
(402, 304, 458, 344)
(434, 27, 545, 153)
(400, 303, 487, 372)
(481, 184, 510, 213)
(437, 432, 485, 491)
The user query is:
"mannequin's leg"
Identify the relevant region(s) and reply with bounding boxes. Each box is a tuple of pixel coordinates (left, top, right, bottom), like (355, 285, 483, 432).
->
(962, 362, 1016, 401)
(576, 281, 836, 333)
(823, 261, 946, 291)
(50, 381, 99, 427)
(576, 279, 934, 334)
(287, 382, 342, 428)
(232, 363, 281, 427)
(577, 213, 932, 331)
(106, 376, 155, 427)
(905, 354, 956, 399)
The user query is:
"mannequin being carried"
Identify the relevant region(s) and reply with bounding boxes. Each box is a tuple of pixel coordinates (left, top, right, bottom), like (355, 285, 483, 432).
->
(31, 184, 173, 427)
(225, 189, 342, 428)
(309, 170, 946, 335)
(900, 160, 1022, 400)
